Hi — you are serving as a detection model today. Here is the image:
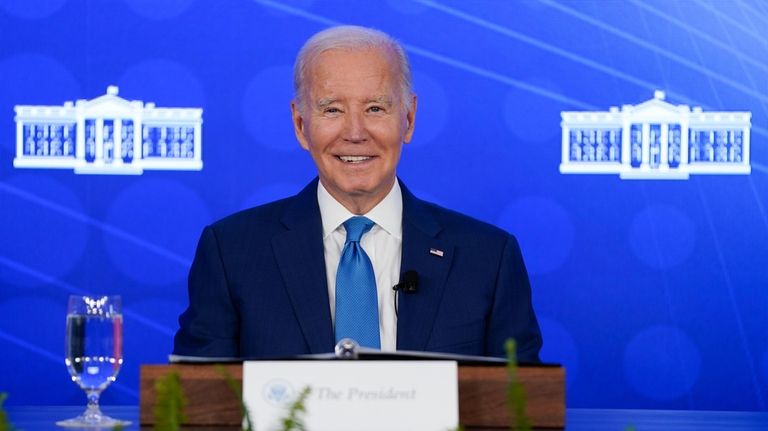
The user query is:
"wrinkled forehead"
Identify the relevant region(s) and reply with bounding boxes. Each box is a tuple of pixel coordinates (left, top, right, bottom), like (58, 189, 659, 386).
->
(304, 47, 402, 96)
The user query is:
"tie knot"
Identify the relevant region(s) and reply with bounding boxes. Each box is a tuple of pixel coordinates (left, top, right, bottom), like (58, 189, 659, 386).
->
(343, 216, 374, 243)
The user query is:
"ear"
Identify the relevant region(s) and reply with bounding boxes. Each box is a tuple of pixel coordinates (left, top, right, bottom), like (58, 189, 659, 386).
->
(403, 94, 417, 144)
(291, 100, 310, 151)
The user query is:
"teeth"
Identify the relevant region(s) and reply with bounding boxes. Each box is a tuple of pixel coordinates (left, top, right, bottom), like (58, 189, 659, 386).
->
(339, 156, 371, 163)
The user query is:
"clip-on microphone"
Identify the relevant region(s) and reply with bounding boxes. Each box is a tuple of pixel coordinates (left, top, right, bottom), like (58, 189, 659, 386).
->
(393, 270, 418, 316)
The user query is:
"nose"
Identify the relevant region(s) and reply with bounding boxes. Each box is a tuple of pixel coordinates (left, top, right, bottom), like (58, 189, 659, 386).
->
(342, 111, 367, 143)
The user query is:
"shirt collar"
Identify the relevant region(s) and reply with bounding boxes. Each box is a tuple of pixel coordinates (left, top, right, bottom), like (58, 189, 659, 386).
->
(317, 179, 403, 240)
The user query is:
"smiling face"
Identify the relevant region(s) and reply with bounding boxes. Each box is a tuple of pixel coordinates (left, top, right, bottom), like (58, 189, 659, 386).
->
(291, 47, 416, 214)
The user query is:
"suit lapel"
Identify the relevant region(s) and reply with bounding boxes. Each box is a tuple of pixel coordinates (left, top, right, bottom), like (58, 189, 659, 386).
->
(397, 182, 454, 351)
(271, 179, 335, 353)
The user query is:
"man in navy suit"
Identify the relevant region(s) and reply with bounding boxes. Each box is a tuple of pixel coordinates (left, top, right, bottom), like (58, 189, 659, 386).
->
(174, 25, 542, 362)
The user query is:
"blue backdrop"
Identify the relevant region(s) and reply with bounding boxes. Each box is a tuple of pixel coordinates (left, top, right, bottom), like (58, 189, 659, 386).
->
(1, 0, 767, 412)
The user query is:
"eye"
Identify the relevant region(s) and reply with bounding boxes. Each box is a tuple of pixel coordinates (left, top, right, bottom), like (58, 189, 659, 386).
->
(323, 107, 342, 115)
(367, 106, 384, 113)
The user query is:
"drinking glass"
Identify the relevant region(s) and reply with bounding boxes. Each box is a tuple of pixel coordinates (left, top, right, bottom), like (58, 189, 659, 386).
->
(57, 295, 131, 428)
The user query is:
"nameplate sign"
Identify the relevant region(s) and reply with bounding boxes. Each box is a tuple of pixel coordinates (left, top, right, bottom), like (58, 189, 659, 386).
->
(243, 360, 458, 431)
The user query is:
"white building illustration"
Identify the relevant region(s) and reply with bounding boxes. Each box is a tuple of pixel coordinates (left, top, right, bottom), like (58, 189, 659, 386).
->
(14, 86, 202, 175)
(560, 91, 750, 179)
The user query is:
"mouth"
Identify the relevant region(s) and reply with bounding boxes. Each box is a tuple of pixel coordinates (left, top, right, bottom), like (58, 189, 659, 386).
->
(336, 155, 374, 164)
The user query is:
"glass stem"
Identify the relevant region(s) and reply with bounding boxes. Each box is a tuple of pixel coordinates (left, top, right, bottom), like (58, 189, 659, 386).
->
(84, 390, 102, 418)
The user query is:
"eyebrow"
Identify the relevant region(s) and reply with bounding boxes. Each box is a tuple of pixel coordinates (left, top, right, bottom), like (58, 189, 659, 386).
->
(368, 96, 393, 106)
(314, 96, 394, 109)
(316, 98, 337, 108)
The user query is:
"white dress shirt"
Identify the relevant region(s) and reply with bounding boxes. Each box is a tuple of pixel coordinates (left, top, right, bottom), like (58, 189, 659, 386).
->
(318, 180, 402, 351)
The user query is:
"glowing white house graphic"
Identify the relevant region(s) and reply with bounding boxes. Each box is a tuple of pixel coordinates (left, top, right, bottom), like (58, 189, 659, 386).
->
(13, 86, 202, 175)
(560, 91, 750, 179)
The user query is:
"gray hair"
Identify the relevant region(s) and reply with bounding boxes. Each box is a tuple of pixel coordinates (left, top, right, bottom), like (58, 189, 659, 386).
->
(293, 25, 413, 111)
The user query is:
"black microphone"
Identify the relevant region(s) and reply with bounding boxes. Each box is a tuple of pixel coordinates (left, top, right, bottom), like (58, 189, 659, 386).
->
(393, 270, 418, 294)
(393, 270, 418, 317)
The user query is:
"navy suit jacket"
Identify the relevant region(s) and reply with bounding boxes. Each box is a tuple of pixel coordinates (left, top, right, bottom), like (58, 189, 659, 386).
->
(174, 179, 542, 362)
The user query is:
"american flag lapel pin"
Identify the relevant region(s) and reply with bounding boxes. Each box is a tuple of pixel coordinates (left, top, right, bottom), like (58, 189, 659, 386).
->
(429, 248, 444, 257)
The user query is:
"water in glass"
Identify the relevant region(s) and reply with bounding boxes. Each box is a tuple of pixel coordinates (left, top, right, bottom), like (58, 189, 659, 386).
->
(57, 295, 131, 428)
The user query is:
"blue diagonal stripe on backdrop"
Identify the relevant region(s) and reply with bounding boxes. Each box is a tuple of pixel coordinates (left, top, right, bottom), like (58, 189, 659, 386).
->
(253, 0, 595, 110)
(673, 8, 766, 408)
(253, 0, 338, 25)
(0, 328, 138, 399)
(692, 0, 768, 46)
(398, 0, 768, 141)
(731, 1, 768, 43)
(753, 0, 768, 23)
(753, 162, 768, 175)
(731, 1, 768, 116)
(412, 0, 741, 113)
(0, 255, 176, 337)
(738, 0, 768, 25)
(0, 181, 190, 267)
(709, 0, 768, 240)
(736, 0, 768, 38)
(627, 0, 768, 74)
(681, 0, 768, 257)
(726, 1, 768, 121)
(748, 174, 768, 235)
(402, 45, 596, 110)
(537, 0, 768, 105)
(413, 0, 668, 93)
(694, 178, 766, 409)
(633, 6, 695, 409)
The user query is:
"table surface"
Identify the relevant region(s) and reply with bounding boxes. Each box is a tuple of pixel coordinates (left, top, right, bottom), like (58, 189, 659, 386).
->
(6, 406, 768, 430)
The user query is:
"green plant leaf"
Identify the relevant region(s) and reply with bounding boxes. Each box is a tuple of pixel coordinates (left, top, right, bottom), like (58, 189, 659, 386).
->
(153, 371, 187, 431)
(505, 339, 531, 431)
(215, 365, 254, 431)
(280, 386, 311, 431)
(0, 392, 19, 431)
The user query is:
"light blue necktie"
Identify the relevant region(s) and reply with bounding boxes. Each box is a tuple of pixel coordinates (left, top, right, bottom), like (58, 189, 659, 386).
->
(335, 216, 380, 348)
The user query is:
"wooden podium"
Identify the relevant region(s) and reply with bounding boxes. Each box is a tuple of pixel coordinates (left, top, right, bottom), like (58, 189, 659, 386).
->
(140, 363, 565, 429)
